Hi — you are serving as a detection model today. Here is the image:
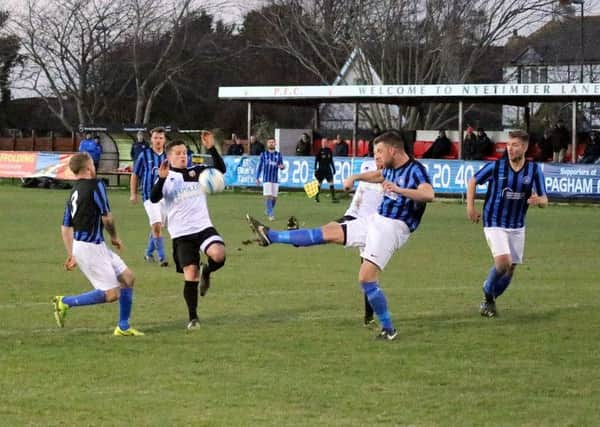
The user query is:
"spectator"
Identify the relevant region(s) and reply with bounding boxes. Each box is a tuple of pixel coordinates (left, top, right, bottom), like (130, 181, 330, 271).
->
(366, 124, 381, 157)
(78, 132, 102, 170)
(462, 126, 477, 160)
(333, 134, 349, 156)
(249, 135, 265, 155)
(473, 128, 493, 160)
(227, 133, 244, 155)
(295, 133, 312, 156)
(550, 119, 569, 163)
(578, 131, 600, 164)
(538, 129, 554, 161)
(130, 131, 149, 163)
(423, 129, 452, 159)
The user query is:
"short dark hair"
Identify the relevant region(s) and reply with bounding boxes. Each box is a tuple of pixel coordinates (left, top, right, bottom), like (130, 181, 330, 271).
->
(373, 130, 405, 151)
(508, 129, 529, 144)
(165, 139, 186, 153)
(150, 126, 166, 136)
(69, 152, 92, 174)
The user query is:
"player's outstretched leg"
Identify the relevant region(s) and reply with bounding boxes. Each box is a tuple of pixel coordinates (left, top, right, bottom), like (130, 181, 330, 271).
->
(246, 214, 327, 247)
(51, 288, 107, 328)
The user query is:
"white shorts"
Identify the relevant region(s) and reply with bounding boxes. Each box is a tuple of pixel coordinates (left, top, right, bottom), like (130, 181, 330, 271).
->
(143, 199, 165, 226)
(72, 241, 127, 291)
(262, 182, 279, 197)
(344, 213, 410, 270)
(484, 227, 525, 264)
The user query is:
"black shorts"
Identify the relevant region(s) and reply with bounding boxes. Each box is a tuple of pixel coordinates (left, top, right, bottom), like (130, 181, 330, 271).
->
(335, 215, 356, 224)
(315, 170, 333, 183)
(172, 227, 224, 273)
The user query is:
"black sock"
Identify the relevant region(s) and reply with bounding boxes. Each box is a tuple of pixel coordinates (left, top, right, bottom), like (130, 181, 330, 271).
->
(329, 185, 336, 199)
(206, 257, 225, 275)
(183, 281, 199, 320)
(485, 292, 495, 304)
(364, 294, 374, 319)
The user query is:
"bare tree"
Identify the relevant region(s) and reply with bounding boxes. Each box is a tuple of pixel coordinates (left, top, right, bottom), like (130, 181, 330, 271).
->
(124, 0, 234, 125)
(10, 0, 130, 131)
(260, 0, 558, 129)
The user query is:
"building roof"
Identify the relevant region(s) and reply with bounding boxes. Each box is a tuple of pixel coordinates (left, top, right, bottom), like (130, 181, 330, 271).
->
(510, 15, 600, 65)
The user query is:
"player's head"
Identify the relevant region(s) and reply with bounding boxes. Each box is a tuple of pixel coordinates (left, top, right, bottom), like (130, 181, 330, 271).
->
(266, 138, 276, 151)
(507, 129, 529, 162)
(166, 140, 188, 168)
(150, 127, 166, 152)
(373, 130, 406, 168)
(136, 131, 145, 143)
(69, 152, 95, 178)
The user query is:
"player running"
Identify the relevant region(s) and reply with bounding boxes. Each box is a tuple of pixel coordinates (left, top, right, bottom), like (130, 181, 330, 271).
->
(53, 152, 143, 336)
(466, 130, 548, 317)
(256, 137, 285, 221)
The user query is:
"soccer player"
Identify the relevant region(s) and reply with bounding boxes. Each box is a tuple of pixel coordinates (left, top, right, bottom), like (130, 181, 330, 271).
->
(247, 131, 434, 340)
(335, 153, 384, 327)
(52, 153, 143, 336)
(150, 132, 227, 329)
(466, 130, 548, 317)
(314, 142, 338, 203)
(129, 126, 168, 266)
(256, 137, 285, 221)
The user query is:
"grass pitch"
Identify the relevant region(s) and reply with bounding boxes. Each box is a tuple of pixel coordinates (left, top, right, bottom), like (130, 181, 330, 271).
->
(1, 184, 599, 426)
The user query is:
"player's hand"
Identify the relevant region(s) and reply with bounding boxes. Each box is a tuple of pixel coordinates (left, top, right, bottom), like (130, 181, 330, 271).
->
(467, 205, 481, 223)
(201, 132, 215, 150)
(527, 194, 543, 206)
(343, 177, 354, 191)
(382, 180, 401, 194)
(278, 164, 285, 170)
(64, 255, 77, 271)
(111, 237, 123, 251)
(129, 193, 138, 204)
(158, 160, 169, 178)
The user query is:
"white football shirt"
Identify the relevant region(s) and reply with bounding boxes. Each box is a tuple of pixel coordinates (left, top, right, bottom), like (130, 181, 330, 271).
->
(344, 160, 383, 219)
(161, 166, 214, 238)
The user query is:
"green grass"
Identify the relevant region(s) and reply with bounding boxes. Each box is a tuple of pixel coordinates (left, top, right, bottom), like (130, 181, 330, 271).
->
(1, 184, 599, 426)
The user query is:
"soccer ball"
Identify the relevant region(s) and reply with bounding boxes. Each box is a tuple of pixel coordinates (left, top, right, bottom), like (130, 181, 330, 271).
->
(198, 168, 225, 194)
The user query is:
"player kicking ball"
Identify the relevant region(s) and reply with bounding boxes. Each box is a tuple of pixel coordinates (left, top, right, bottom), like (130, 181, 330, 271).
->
(247, 130, 434, 340)
(53, 152, 143, 336)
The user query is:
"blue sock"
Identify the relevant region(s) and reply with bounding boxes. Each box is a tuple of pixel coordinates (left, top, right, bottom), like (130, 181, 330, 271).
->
(154, 236, 166, 262)
(118, 288, 133, 330)
(494, 275, 513, 298)
(63, 289, 106, 307)
(145, 234, 155, 257)
(362, 282, 394, 330)
(266, 228, 324, 246)
(266, 199, 273, 216)
(483, 267, 503, 297)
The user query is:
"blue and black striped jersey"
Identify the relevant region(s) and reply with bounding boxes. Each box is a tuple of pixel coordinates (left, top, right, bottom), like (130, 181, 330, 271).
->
(474, 157, 546, 229)
(133, 148, 166, 201)
(62, 179, 110, 243)
(378, 160, 431, 232)
(256, 150, 283, 183)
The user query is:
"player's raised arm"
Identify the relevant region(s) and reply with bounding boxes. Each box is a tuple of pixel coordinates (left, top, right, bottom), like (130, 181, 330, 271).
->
(466, 176, 481, 223)
(201, 130, 226, 173)
(343, 169, 384, 190)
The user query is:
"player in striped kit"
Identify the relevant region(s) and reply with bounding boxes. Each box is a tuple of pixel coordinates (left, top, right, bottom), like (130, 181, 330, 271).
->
(256, 138, 285, 221)
(467, 130, 548, 317)
(52, 152, 143, 336)
(247, 131, 434, 340)
(150, 133, 227, 329)
(130, 127, 168, 266)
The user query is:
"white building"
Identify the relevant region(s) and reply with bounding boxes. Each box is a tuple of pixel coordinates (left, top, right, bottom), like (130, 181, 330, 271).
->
(502, 16, 600, 128)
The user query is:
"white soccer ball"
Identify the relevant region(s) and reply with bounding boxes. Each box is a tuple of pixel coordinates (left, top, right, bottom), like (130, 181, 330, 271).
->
(198, 168, 225, 194)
